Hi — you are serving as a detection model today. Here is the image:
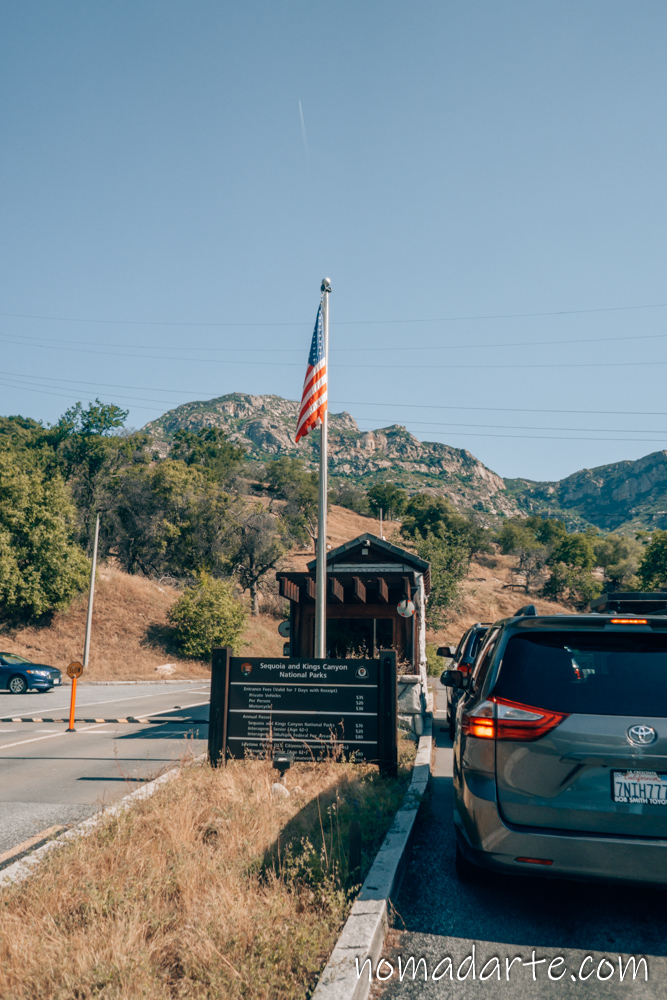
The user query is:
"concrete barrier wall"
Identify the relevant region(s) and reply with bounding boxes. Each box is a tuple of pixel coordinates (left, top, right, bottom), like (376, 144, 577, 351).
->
(397, 673, 425, 737)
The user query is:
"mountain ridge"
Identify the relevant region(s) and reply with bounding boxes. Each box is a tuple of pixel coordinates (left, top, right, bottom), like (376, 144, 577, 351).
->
(144, 392, 667, 532)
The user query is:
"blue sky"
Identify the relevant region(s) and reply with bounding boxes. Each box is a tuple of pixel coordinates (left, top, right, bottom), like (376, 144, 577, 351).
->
(2, 1, 667, 482)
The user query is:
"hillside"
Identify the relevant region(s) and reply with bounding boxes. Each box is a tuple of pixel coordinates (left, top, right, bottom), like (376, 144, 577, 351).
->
(432, 554, 572, 645)
(144, 391, 667, 532)
(144, 392, 519, 520)
(0, 507, 572, 681)
(507, 449, 667, 532)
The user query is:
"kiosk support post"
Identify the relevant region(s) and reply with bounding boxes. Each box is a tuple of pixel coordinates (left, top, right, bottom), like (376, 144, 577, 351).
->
(209, 646, 231, 767)
(377, 649, 398, 777)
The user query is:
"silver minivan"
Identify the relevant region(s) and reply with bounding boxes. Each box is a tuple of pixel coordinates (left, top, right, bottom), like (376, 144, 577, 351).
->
(442, 608, 667, 885)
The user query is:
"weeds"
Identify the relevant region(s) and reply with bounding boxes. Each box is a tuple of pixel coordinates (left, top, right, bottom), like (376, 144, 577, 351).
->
(0, 739, 414, 1000)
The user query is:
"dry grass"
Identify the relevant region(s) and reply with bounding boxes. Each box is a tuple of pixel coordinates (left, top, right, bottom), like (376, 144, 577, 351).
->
(283, 506, 401, 572)
(0, 743, 415, 1000)
(427, 551, 575, 646)
(0, 506, 397, 681)
(0, 566, 210, 682)
(0, 506, 565, 679)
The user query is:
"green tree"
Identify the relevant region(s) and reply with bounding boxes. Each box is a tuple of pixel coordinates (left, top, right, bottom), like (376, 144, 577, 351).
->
(548, 534, 595, 570)
(594, 534, 643, 589)
(403, 494, 491, 563)
(367, 482, 407, 520)
(107, 461, 239, 578)
(542, 564, 602, 608)
(45, 400, 150, 549)
(638, 530, 667, 589)
(328, 480, 370, 515)
(0, 416, 45, 466)
(228, 506, 290, 615)
(0, 455, 89, 619)
(170, 427, 245, 482)
(167, 576, 247, 658)
(496, 520, 547, 593)
(543, 533, 601, 608)
(266, 457, 320, 549)
(524, 516, 567, 546)
(400, 494, 492, 621)
(412, 531, 469, 627)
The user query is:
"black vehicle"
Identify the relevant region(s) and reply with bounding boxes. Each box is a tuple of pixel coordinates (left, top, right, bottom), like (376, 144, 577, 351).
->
(439, 623, 491, 737)
(0, 653, 62, 694)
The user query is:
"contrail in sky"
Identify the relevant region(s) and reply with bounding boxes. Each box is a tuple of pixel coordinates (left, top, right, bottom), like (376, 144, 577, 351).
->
(298, 100, 310, 171)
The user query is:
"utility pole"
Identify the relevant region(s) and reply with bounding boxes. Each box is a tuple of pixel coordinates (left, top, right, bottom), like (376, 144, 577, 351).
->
(83, 513, 100, 669)
(67, 512, 99, 732)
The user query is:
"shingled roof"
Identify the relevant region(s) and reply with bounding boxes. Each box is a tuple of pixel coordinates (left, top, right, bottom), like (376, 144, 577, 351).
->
(306, 533, 430, 593)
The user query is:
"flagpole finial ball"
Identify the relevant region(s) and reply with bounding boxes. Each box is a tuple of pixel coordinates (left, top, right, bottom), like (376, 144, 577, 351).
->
(321, 277, 332, 293)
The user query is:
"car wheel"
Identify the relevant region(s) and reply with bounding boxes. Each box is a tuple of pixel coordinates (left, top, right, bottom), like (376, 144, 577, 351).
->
(449, 710, 456, 740)
(8, 675, 27, 695)
(455, 843, 481, 883)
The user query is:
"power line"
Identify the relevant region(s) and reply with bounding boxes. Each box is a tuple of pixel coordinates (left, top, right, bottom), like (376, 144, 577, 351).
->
(2, 335, 667, 371)
(3, 369, 667, 420)
(354, 421, 667, 445)
(352, 416, 667, 435)
(2, 298, 667, 327)
(2, 373, 666, 444)
(332, 399, 667, 417)
(3, 326, 667, 355)
(0, 380, 166, 411)
(1, 376, 663, 443)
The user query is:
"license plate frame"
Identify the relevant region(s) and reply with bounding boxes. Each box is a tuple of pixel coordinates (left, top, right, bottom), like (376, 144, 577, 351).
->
(612, 769, 667, 805)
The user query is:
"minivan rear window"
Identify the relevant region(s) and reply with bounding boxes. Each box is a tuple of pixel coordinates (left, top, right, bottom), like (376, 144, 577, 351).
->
(493, 631, 667, 717)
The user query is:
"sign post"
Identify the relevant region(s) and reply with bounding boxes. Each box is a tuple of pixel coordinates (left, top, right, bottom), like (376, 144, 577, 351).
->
(66, 661, 83, 732)
(208, 648, 397, 773)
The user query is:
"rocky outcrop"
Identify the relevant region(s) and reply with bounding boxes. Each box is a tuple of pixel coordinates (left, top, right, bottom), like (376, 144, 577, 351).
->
(510, 450, 667, 531)
(144, 394, 667, 531)
(144, 393, 518, 520)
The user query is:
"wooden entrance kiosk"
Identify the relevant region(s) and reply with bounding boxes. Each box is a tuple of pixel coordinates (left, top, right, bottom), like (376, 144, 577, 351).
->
(277, 533, 430, 678)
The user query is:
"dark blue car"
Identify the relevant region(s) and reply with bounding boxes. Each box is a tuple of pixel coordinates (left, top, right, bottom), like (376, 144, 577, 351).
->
(0, 653, 62, 694)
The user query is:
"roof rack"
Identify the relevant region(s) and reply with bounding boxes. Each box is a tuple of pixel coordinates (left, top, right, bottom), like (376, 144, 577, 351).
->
(513, 604, 537, 617)
(590, 592, 667, 615)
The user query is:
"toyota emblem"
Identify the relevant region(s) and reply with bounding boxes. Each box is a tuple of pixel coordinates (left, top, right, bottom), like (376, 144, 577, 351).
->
(626, 725, 657, 746)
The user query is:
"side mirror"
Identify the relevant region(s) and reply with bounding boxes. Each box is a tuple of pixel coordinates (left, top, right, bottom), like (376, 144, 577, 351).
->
(437, 645, 457, 658)
(440, 669, 466, 689)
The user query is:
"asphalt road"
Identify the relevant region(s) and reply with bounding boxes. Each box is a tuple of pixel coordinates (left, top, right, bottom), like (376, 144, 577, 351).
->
(0, 681, 210, 860)
(373, 686, 667, 1000)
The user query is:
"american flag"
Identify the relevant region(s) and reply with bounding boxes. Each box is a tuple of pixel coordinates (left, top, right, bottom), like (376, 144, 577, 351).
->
(295, 304, 327, 443)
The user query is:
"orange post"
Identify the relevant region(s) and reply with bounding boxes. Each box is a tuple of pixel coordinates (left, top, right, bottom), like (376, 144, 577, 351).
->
(67, 675, 77, 732)
(65, 661, 83, 731)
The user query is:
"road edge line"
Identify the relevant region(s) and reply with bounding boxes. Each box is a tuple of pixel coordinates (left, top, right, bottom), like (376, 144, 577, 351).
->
(75, 680, 210, 686)
(312, 716, 433, 1000)
(0, 753, 207, 890)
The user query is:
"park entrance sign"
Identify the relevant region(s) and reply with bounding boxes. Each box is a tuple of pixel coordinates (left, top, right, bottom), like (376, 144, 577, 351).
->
(208, 647, 397, 774)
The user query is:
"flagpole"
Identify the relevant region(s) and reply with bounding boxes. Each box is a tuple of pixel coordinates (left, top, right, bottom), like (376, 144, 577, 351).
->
(315, 277, 331, 658)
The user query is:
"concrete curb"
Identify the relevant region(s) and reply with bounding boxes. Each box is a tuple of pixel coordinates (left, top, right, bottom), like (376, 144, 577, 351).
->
(0, 754, 206, 890)
(312, 717, 432, 1000)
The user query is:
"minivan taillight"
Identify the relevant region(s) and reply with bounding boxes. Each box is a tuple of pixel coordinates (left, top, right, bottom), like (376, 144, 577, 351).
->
(462, 696, 569, 742)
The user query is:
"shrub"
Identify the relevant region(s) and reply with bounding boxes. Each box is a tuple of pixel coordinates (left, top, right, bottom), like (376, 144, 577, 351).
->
(426, 642, 444, 677)
(167, 576, 248, 658)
